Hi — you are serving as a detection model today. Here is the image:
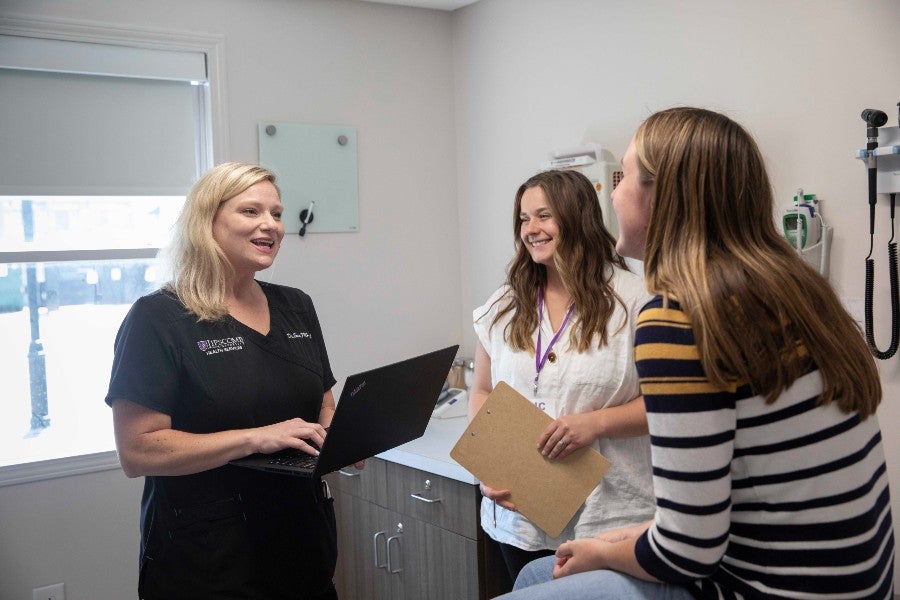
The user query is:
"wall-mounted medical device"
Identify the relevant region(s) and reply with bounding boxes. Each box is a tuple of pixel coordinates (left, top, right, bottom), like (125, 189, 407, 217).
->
(855, 122, 900, 195)
(432, 387, 468, 419)
(783, 195, 821, 248)
(782, 191, 832, 278)
(540, 143, 622, 238)
(855, 105, 900, 359)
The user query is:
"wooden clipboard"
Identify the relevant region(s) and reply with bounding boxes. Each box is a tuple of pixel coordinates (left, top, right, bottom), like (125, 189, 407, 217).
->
(450, 381, 611, 538)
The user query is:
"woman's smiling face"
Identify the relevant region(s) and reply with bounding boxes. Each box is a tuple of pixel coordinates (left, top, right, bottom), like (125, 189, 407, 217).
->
(519, 185, 560, 267)
(212, 180, 285, 277)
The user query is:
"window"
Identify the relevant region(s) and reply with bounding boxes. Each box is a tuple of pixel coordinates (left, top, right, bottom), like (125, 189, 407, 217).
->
(0, 197, 174, 467)
(0, 19, 225, 485)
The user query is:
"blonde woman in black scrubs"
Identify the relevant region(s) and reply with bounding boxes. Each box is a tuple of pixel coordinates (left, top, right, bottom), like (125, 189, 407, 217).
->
(106, 163, 349, 599)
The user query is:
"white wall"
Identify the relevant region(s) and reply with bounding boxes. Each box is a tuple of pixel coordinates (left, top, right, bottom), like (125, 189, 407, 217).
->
(0, 1, 459, 598)
(453, 0, 900, 592)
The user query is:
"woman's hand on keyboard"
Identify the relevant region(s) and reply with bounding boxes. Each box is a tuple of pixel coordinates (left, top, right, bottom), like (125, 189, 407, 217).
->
(253, 418, 327, 456)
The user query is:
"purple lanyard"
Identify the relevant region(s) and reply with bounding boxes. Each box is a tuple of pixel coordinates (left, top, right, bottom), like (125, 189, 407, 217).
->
(534, 286, 575, 396)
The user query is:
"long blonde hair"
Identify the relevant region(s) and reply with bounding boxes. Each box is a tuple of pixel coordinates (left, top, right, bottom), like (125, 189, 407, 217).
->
(491, 169, 628, 353)
(637, 107, 880, 416)
(163, 162, 279, 321)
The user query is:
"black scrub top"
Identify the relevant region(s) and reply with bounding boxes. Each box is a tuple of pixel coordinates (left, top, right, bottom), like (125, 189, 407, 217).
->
(106, 282, 339, 599)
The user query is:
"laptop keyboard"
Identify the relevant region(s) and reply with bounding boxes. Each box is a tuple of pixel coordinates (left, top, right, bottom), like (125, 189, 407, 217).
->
(267, 450, 318, 469)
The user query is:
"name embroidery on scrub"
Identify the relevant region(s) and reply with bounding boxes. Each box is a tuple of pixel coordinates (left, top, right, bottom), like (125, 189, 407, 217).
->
(286, 332, 312, 339)
(196, 336, 244, 355)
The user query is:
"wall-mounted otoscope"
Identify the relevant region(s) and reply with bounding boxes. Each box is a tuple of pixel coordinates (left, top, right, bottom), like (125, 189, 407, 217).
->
(862, 109, 888, 239)
(859, 107, 899, 359)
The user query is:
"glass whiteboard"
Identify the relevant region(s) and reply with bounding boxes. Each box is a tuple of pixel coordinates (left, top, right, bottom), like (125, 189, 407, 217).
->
(258, 122, 359, 234)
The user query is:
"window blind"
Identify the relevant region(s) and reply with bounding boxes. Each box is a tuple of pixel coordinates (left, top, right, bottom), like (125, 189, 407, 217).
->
(0, 35, 208, 196)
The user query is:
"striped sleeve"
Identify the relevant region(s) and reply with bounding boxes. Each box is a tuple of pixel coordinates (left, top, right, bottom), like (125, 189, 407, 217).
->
(633, 298, 735, 583)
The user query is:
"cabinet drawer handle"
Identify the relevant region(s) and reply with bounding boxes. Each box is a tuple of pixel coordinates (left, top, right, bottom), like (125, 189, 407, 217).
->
(386, 534, 403, 574)
(338, 469, 360, 477)
(373, 531, 387, 569)
(410, 479, 442, 503)
(410, 492, 442, 504)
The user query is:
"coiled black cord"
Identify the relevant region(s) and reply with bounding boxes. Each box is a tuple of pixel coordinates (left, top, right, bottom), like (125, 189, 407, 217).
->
(865, 192, 899, 359)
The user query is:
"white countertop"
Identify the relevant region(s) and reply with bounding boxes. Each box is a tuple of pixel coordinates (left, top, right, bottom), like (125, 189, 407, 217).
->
(376, 415, 479, 484)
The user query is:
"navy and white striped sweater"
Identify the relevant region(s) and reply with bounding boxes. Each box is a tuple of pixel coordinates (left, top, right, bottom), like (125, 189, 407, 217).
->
(633, 296, 895, 599)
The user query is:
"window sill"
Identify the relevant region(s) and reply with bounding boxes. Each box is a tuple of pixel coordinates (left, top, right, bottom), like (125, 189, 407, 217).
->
(0, 451, 122, 488)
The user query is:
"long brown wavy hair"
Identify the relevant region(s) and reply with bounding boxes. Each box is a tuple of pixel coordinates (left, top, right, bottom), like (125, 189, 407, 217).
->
(488, 169, 628, 354)
(637, 107, 880, 416)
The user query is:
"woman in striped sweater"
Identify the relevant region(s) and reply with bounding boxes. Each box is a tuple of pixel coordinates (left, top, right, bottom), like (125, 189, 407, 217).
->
(498, 107, 895, 599)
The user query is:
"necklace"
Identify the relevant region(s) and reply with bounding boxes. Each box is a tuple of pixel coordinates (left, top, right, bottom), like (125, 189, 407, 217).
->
(534, 286, 574, 396)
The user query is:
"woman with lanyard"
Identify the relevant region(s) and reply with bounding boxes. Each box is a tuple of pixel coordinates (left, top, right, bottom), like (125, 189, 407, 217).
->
(468, 169, 656, 585)
(498, 107, 893, 600)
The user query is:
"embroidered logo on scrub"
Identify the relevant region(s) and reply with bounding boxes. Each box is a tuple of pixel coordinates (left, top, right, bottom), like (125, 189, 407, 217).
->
(286, 332, 312, 339)
(196, 336, 244, 355)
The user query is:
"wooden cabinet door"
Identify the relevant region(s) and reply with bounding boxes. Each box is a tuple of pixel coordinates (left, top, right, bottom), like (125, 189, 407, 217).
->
(332, 491, 392, 600)
(329, 457, 486, 599)
(380, 511, 479, 599)
(412, 519, 480, 599)
(382, 513, 426, 600)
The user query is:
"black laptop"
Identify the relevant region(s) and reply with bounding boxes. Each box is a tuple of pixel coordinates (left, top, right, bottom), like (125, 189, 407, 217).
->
(229, 345, 458, 477)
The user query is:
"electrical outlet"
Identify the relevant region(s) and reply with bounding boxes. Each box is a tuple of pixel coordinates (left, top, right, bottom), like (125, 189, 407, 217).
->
(32, 583, 65, 600)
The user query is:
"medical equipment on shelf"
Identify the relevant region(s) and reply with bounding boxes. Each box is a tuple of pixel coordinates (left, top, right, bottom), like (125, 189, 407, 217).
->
(432, 386, 468, 419)
(782, 191, 832, 278)
(540, 143, 622, 238)
(855, 105, 900, 359)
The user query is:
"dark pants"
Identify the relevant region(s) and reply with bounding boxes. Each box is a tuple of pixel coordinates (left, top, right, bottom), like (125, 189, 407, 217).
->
(139, 481, 337, 600)
(498, 542, 556, 584)
(309, 582, 338, 600)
